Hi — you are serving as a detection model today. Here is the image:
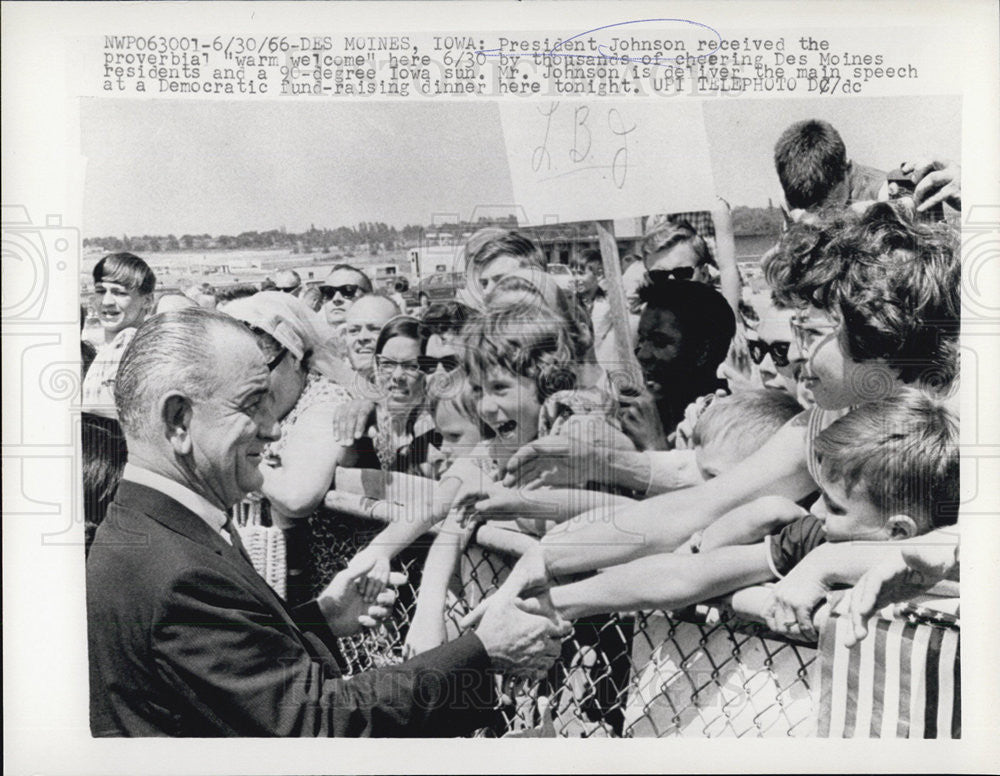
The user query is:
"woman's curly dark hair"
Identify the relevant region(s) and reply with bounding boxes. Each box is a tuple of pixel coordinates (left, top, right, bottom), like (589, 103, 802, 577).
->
(761, 208, 860, 311)
(763, 202, 960, 389)
(830, 203, 960, 386)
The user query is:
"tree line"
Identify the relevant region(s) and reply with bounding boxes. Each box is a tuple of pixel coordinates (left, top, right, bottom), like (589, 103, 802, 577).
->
(84, 208, 780, 254)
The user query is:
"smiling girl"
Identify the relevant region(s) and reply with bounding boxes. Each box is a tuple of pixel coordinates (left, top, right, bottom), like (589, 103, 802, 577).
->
(345, 300, 636, 602)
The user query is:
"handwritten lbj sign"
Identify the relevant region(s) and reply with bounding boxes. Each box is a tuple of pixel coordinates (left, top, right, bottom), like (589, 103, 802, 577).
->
(499, 100, 716, 225)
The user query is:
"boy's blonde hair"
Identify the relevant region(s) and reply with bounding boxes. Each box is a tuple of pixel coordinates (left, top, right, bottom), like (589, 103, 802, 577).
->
(460, 304, 578, 403)
(814, 387, 959, 531)
(692, 389, 802, 461)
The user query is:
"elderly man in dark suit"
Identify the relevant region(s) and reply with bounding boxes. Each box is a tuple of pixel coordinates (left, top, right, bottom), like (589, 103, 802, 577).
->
(87, 307, 570, 737)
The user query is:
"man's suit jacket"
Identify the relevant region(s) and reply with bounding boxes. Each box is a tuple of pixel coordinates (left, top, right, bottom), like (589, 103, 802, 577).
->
(87, 480, 496, 736)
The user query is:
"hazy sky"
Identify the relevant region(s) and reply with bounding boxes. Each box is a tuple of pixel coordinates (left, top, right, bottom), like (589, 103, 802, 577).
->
(703, 95, 961, 207)
(82, 95, 961, 236)
(82, 100, 515, 236)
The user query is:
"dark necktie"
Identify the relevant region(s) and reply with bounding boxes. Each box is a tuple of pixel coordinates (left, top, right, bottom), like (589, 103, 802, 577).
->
(223, 513, 256, 568)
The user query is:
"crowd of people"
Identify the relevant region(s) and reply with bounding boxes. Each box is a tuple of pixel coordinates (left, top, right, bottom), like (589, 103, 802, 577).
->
(83, 119, 962, 737)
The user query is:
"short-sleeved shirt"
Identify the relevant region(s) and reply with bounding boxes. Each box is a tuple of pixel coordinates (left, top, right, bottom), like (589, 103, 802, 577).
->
(765, 514, 827, 578)
(81, 327, 136, 419)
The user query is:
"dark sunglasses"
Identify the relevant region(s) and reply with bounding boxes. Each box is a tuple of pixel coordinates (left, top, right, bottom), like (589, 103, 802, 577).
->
(417, 354, 461, 374)
(320, 284, 361, 301)
(747, 339, 791, 368)
(649, 267, 696, 282)
(265, 347, 289, 372)
(275, 285, 300, 294)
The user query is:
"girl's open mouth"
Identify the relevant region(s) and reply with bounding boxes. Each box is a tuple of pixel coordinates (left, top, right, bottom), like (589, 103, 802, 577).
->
(496, 419, 518, 439)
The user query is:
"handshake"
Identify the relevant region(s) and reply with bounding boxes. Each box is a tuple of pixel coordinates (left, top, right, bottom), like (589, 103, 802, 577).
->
(334, 543, 570, 679)
(458, 544, 569, 679)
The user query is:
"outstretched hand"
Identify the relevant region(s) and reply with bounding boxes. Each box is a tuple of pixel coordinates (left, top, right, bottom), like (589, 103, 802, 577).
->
(471, 587, 571, 679)
(900, 158, 961, 212)
(317, 560, 407, 637)
(332, 398, 376, 445)
(835, 542, 957, 647)
(460, 545, 551, 630)
(344, 547, 393, 603)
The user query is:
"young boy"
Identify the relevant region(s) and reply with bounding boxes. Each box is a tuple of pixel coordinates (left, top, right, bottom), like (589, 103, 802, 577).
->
(690, 389, 804, 481)
(403, 386, 488, 656)
(477, 388, 958, 632)
(773, 119, 885, 215)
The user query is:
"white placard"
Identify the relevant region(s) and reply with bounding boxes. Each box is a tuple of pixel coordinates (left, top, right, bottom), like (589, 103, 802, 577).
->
(500, 100, 716, 224)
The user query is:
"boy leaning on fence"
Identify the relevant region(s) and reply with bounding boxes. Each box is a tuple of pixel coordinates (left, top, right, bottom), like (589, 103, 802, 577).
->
(468, 387, 958, 639)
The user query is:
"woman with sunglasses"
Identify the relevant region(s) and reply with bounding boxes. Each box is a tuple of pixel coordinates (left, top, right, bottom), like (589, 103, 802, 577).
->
(746, 296, 814, 409)
(223, 291, 357, 603)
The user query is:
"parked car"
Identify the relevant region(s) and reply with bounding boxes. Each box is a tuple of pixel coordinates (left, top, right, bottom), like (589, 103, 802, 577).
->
(546, 262, 575, 293)
(408, 272, 466, 308)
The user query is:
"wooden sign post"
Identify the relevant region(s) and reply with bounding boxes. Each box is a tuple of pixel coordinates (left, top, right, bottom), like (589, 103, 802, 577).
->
(595, 219, 643, 395)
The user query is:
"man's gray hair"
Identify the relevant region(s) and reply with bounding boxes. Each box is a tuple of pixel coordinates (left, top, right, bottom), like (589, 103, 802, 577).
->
(115, 307, 253, 441)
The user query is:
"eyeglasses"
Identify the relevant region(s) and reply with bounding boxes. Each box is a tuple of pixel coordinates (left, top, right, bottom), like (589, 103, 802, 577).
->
(648, 267, 696, 282)
(375, 356, 423, 376)
(417, 354, 461, 374)
(790, 311, 840, 351)
(747, 339, 791, 368)
(275, 285, 300, 294)
(320, 284, 362, 301)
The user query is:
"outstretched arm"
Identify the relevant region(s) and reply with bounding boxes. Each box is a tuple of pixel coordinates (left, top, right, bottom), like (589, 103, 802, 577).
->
(347, 457, 494, 600)
(403, 510, 477, 656)
(548, 543, 775, 619)
(471, 484, 637, 526)
(536, 414, 813, 580)
(767, 529, 960, 641)
(712, 201, 743, 313)
(682, 495, 808, 554)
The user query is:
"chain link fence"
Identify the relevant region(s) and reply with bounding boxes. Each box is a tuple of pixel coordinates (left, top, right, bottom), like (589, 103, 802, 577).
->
(236, 500, 820, 737)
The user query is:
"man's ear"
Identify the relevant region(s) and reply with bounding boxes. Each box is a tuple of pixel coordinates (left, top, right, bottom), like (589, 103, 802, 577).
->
(887, 513, 919, 540)
(160, 392, 194, 455)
